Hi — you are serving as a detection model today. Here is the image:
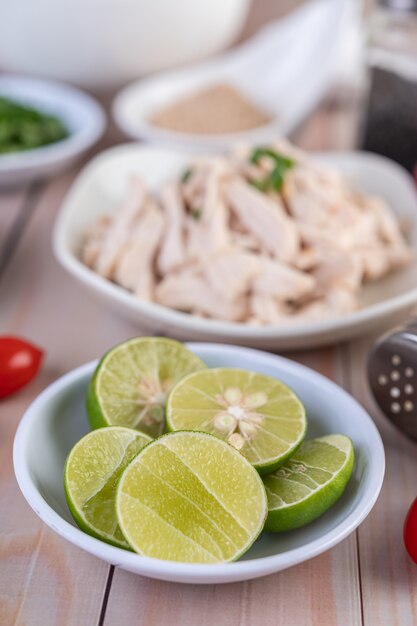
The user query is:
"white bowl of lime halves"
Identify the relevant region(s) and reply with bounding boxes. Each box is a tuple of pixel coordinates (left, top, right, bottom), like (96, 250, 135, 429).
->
(13, 343, 384, 584)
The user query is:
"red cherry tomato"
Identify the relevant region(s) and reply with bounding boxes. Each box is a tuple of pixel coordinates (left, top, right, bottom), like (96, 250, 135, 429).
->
(404, 497, 417, 563)
(0, 336, 44, 399)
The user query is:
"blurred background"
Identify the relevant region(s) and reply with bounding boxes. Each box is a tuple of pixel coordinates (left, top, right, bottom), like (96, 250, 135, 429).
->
(1, 0, 416, 174)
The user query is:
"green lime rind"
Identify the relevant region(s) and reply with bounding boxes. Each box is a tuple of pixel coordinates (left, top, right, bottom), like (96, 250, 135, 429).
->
(116, 430, 268, 563)
(64, 426, 152, 549)
(263, 434, 354, 532)
(166, 368, 307, 475)
(87, 337, 206, 438)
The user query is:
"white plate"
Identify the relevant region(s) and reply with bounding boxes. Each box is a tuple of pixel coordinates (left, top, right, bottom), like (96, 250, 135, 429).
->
(112, 0, 346, 151)
(13, 343, 385, 584)
(53, 143, 417, 351)
(0, 75, 106, 186)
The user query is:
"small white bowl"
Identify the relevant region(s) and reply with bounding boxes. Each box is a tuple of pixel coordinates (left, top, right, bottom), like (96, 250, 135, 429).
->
(0, 75, 106, 187)
(14, 343, 385, 584)
(112, 0, 345, 150)
(53, 143, 417, 351)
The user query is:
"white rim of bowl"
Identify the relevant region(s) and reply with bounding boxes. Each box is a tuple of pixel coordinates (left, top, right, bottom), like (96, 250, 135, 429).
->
(13, 343, 385, 582)
(112, 81, 281, 149)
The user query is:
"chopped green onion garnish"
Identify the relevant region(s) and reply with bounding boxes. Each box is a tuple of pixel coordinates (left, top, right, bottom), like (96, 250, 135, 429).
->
(249, 146, 295, 193)
(181, 168, 193, 183)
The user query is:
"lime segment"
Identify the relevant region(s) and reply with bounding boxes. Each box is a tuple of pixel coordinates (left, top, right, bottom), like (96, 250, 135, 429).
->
(87, 337, 206, 437)
(263, 434, 354, 532)
(166, 368, 306, 473)
(116, 431, 267, 563)
(64, 426, 151, 548)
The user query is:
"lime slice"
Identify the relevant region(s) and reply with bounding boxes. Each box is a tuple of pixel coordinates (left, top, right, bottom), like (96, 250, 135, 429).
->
(116, 431, 267, 563)
(263, 434, 354, 532)
(87, 337, 206, 438)
(64, 426, 151, 549)
(166, 368, 306, 474)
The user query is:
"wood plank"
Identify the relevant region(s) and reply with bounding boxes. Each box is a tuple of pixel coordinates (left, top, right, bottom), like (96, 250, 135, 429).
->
(105, 539, 359, 626)
(346, 335, 417, 626)
(0, 187, 32, 277)
(0, 169, 140, 626)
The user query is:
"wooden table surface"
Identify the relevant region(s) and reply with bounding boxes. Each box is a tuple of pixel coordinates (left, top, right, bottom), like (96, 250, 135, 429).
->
(2, 3, 417, 625)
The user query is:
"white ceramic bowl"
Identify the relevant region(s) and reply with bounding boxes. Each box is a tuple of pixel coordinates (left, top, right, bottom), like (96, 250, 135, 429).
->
(0, 76, 106, 187)
(14, 343, 384, 584)
(0, 0, 250, 90)
(113, 0, 347, 150)
(53, 143, 417, 351)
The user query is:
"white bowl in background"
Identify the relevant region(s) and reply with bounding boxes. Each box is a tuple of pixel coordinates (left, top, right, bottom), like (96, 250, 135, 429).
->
(113, 0, 347, 150)
(0, 76, 106, 187)
(0, 0, 251, 91)
(53, 143, 417, 351)
(13, 343, 385, 584)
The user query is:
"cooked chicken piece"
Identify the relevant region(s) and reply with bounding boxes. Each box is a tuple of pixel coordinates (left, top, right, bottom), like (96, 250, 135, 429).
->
(204, 249, 259, 300)
(284, 167, 379, 251)
(183, 159, 232, 262)
(360, 249, 391, 281)
(294, 247, 321, 271)
(156, 268, 248, 322)
(271, 138, 311, 166)
(366, 196, 409, 249)
(201, 159, 231, 220)
(114, 202, 164, 299)
(226, 178, 300, 262)
(229, 230, 262, 252)
(182, 158, 231, 214)
(252, 257, 316, 301)
(182, 168, 204, 208)
(360, 246, 412, 281)
(313, 251, 363, 293)
(94, 177, 146, 279)
(291, 288, 357, 323)
(186, 198, 230, 261)
(157, 183, 186, 275)
(297, 221, 353, 251)
(283, 167, 335, 226)
(249, 293, 291, 325)
(82, 216, 111, 268)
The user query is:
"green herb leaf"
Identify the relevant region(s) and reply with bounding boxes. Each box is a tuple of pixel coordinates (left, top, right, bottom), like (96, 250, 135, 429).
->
(0, 96, 68, 154)
(270, 167, 284, 191)
(181, 168, 193, 183)
(249, 178, 269, 192)
(191, 208, 202, 221)
(249, 146, 296, 193)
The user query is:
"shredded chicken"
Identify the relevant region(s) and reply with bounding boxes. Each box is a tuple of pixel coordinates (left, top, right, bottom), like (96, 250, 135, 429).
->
(226, 178, 300, 263)
(156, 267, 248, 322)
(114, 200, 164, 300)
(157, 183, 186, 275)
(93, 177, 146, 279)
(81, 140, 412, 325)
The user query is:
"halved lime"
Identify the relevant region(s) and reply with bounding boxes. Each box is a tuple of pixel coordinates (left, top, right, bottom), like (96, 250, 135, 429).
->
(64, 426, 151, 549)
(87, 337, 206, 438)
(116, 431, 267, 563)
(263, 434, 354, 532)
(166, 368, 306, 474)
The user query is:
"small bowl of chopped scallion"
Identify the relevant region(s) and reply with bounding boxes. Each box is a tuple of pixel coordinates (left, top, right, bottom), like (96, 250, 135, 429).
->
(0, 96, 69, 155)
